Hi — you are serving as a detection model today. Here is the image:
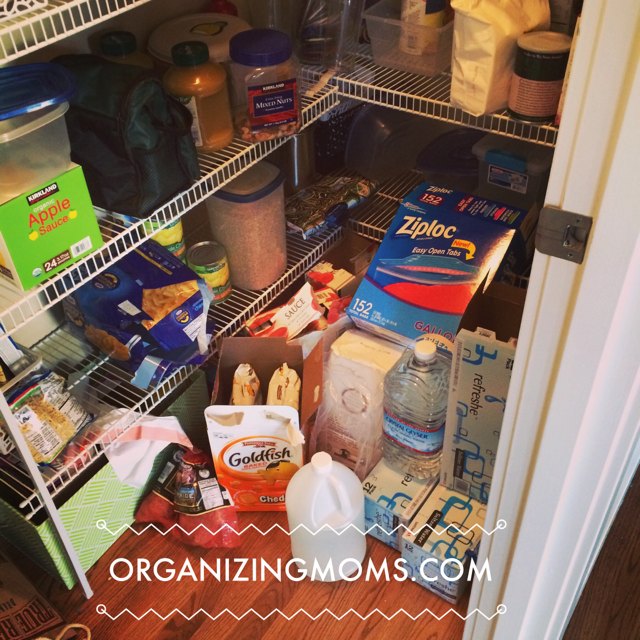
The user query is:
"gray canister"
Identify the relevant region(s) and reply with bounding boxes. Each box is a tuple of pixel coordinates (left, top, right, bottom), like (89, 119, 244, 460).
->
(206, 161, 286, 290)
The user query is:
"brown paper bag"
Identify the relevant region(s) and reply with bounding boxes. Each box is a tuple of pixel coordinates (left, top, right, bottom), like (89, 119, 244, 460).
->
(0, 551, 63, 640)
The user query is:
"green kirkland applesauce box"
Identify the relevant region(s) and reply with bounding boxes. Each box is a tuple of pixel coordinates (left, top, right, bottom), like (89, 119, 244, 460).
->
(0, 164, 103, 290)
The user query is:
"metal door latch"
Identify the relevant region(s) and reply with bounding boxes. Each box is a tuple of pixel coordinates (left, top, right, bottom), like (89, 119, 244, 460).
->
(535, 206, 592, 264)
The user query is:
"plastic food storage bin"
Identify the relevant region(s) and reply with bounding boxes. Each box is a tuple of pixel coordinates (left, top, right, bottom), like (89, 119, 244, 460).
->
(206, 160, 286, 290)
(364, 0, 453, 77)
(0, 63, 75, 204)
(415, 128, 487, 193)
(472, 134, 554, 210)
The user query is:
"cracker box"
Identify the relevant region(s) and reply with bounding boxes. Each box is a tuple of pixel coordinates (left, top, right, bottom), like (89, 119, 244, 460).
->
(0, 164, 103, 290)
(401, 484, 487, 603)
(347, 182, 532, 345)
(440, 282, 525, 503)
(362, 459, 436, 550)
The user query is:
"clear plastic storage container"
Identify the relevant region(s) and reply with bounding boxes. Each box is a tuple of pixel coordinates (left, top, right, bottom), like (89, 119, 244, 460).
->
(148, 13, 252, 71)
(364, 0, 453, 77)
(0, 63, 75, 204)
(415, 128, 487, 193)
(472, 134, 554, 210)
(206, 160, 286, 290)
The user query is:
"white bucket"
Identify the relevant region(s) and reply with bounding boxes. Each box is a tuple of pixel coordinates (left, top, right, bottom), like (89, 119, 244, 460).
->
(285, 452, 366, 582)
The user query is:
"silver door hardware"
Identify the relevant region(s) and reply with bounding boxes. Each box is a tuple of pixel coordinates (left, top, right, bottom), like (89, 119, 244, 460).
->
(535, 206, 592, 264)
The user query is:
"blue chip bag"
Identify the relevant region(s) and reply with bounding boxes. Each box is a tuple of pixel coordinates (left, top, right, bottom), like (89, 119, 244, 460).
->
(63, 241, 214, 388)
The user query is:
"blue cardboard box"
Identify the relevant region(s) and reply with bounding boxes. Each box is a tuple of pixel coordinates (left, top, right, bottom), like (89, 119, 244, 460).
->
(362, 459, 436, 550)
(347, 182, 531, 345)
(402, 484, 487, 603)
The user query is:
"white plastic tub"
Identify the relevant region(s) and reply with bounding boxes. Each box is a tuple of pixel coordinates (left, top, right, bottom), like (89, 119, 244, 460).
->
(0, 102, 72, 204)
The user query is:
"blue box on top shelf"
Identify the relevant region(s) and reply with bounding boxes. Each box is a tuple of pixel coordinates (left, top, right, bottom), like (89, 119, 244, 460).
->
(347, 182, 534, 345)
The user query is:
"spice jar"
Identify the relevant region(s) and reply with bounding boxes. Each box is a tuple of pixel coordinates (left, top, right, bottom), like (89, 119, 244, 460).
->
(99, 31, 155, 69)
(206, 160, 286, 290)
(163, 40, 234, 152)
(228, 28, 301, 143)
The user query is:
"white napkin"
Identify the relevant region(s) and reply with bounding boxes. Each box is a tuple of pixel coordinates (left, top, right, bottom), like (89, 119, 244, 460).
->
(103, 410, 193, 488)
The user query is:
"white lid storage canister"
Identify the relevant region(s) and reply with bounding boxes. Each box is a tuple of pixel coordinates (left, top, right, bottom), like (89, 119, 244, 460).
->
(206, 160, 286, 290)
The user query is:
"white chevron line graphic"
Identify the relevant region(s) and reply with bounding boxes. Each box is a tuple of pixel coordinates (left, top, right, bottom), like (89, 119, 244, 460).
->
(95, 603, 507, 622)
(96, 519, 507, 538)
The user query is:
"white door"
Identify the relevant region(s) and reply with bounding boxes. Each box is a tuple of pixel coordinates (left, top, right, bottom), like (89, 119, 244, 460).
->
(463, 0, 640, 638)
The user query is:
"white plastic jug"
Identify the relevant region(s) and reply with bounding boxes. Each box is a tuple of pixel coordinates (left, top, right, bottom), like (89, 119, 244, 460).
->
(285, 452, 366, 582)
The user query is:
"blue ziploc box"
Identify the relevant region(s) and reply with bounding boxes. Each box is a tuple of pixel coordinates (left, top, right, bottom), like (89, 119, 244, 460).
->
(362, 459, 437, 550)
(401, 484, 487, 604)
(347, 182, 532, 345)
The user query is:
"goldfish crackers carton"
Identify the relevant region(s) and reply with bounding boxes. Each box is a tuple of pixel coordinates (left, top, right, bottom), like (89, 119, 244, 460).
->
(0, 164, 103, 291)
(205, 406, 304, 511)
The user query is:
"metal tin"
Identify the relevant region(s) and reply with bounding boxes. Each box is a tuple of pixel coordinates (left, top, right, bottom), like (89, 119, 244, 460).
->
(508, 31, 572, 122)
(148, 218, 186, 260)
(187, 240, 232, 302)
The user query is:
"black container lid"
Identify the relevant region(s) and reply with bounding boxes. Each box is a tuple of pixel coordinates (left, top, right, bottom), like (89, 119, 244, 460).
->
(416, 128, 487, 177)
(171, 41, 210, 67)
(100, 31, 137, 57)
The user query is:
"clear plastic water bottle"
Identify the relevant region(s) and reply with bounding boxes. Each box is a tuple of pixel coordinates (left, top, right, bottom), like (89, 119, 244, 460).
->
(382, 340, 451, 481)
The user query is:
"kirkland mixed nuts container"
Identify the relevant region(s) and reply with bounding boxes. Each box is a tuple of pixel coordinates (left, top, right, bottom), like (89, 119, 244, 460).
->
(206, 160, 286, 291)
(228, 28, 301, 143)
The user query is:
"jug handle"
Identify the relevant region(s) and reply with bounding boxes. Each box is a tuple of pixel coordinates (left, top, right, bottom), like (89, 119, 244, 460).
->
(311, 475, 353, 531)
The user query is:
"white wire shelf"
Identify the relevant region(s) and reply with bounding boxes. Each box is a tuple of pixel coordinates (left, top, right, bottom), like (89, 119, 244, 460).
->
(347, 170, 424, 241)
(0, 81, 338, 339)
(0, 0, 151, 63)
(334, 57, 559, 148)
(0, 225, 343, 519)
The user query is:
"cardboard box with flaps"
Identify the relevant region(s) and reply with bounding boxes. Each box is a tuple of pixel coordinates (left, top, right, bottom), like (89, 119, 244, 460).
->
(206, 337, 323, 510)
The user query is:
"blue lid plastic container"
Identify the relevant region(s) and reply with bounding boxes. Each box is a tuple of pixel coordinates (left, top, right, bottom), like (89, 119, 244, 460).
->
(0, 63, 75, 121)
(0, 63, 76, 204)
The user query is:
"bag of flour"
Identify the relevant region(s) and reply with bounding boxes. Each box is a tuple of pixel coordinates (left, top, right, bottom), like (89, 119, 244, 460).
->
(450, 0, 550, 116)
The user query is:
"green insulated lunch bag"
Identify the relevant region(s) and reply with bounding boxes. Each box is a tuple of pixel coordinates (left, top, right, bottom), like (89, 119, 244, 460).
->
(54, 55, 200, 217)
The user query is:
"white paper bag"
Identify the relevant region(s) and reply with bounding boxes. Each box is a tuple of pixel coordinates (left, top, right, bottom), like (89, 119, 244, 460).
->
(450, 0, 550, 116)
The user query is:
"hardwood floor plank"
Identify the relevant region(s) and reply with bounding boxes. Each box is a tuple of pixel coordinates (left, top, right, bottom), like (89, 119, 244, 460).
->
(11, 512, 467, 640)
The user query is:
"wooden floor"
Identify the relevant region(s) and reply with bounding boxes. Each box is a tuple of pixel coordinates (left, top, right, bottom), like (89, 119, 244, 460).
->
(15, 468, 640, 640)
(20, 512, 468, 640)
(563, 469, 640, 640)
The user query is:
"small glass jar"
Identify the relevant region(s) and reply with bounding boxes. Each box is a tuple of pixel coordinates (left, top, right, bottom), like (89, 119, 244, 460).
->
(163, 40, 234, 152)
(229, 28, 301, 143)
(99, 31, 155, 70)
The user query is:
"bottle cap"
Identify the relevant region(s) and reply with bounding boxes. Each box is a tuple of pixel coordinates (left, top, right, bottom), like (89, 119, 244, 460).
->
(229, 28, 292, 67)
(171, 41, 210, 67)
(425, 0, 446, 14)
(414, 340, 437, 363)
(311, 452, 333, 475)
(100, 31, 137, 57)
